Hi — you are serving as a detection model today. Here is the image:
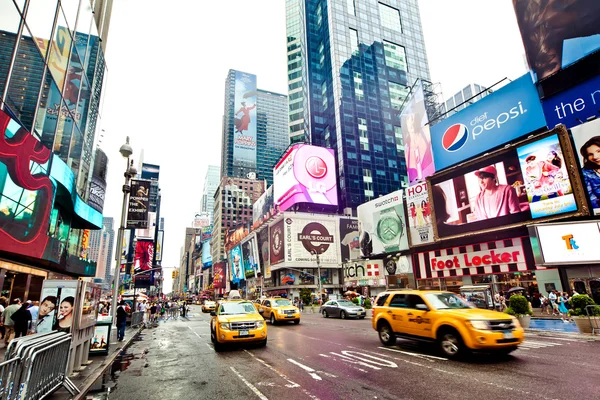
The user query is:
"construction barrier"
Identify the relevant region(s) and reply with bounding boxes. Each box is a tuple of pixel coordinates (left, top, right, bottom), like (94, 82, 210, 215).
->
(130, 311, 145, 327)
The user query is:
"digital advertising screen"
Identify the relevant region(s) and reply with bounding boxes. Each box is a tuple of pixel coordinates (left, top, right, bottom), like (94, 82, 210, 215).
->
(233, 71, 258, 170)
(273, 144, 338, 211)
(406, 182, 434, 245)
(229, 245, 244, 283)
(571, 118, 600, 215)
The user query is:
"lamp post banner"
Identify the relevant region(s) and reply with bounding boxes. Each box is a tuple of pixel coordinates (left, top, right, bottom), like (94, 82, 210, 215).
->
(127, 180, 150, 228)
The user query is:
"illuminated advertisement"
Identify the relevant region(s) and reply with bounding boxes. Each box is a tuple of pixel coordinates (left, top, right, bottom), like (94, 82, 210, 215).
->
(252, 186, 274, 224)
(357, 190, 409, 257)
(406, 183, 434, 245)
(531, 221, 600, 265)
(273, 144, 338, 211)
(141, 163, 160, 181)
(134, 240, 154, 272)
(517, 134, 577, 218)
(201, 241, 212, 268)
(89, 176, 106, 213)
(229, 245, 244, 283)
(213, 262, 226, 289)
(401, 81, 435, 184)
(127, 180, 150, 229)
(339, 218, 359, 262)
(269, 219, 285, 265)
(120, 230, 131, 264)
(241, 238, 258, 278)
(37, 280, 79, 334)
(284, 214, 340, 267)
(257, 228, 271, 278)
(571, 118, 600, 215)
(512, 0, 600, 81)
(233, 71, 257, 169)
(200, 225, 213, 243)
(155, 231, 164, 261)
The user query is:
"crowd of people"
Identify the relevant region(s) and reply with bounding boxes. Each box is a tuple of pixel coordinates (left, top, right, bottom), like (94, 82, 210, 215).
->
(135, 299, 190, 325)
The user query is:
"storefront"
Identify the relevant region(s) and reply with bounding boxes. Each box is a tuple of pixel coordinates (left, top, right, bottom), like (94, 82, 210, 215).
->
(413, 237, 552, 297)
(529, 220, 600, 304)
(0, 260, 48, 302)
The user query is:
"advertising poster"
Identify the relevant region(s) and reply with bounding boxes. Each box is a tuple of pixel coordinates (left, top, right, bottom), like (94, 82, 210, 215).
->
(258, 228, 271, 279)
(284, 215, 340, 267)
(400, 81, 435, 184)
(339, 218, 359, 262)
(431, 155, 531, 238)
(241, 239, 257, 278)
(89, 176, 106, 213)
(253, 186, 275, 224)
(120, 230, 131, 264)
(357, 190, 409, 257)
(134, 240, 154, 272)
(230, 245, 244, 283)
(77, 282, 100, 330)
(213, 262, 226, 289)
(90, 324, 110, 353)
(141, 163, 160, 181)
(36, 280, 78, 334)
(127, 180, 150, 229)
(200, 225, 213, 243)
(269, 219, 285, 265)
(201, 241, 212, 268)
(517, 134, 577, 218)
(512, 0, 600, 81)
(155, 231, 164, 261)
(406, 182, 434, 245)
(571, 118, 600, 215)
(273, 144, 338, 211)
(534, 222, 600, 264)
(233, 71, 258, 169)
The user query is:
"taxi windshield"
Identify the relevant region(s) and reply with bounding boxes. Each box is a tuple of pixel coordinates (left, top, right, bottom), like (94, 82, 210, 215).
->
(219, 302, 257, 315)
(424, 293, 472, 310)
(273, 299, 292, 307)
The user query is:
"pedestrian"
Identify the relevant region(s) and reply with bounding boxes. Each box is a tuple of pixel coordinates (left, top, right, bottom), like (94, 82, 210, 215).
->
(150, 303, 158, 324)
(0, 297, 6, 340)
(138, 300, 148, 323)
(160, 303, 166, 320)
(27, 301, 39, 334)
(558, 292, 571, 322)
(181, 301, 187, 317)
(548, 290, 558, 316)
(2, 298, 22, 345)
(10, 303, 31, 338)
(116, 300, 127, 341)
(299, 299, 304, 313)
(539, 293, 549, 314)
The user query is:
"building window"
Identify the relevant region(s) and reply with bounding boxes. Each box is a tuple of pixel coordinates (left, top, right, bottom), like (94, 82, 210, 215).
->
(384, 41, 407, 72)
(389, 82, 410, 110)
(353, 72, 363, 101)
(347, 0, 355, 15)
(350, 28, 359, 55)
(394, 126, 404, 151)
(379, 3, 402, 32)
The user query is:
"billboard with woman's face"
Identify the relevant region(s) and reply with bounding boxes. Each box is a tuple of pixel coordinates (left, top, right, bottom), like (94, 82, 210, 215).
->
(571, 118, 600, 215)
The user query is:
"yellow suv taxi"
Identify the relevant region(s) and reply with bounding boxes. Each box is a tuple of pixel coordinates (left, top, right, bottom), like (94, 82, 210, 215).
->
(259, 297, 300, 325)
(210, 300, 267, 351)
(202, 300, 216, 313)
(372, 290, 524, 358)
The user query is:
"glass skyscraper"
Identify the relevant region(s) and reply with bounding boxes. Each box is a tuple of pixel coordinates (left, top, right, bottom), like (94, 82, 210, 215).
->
(201, 165, 220, 221)
(286, 0, 432, 210)
(256, 89, 289, 185)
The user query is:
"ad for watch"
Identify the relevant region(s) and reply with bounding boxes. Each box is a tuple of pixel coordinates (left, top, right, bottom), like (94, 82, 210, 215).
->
(357, 190, 409, 257)
(284, 214, 340, 267)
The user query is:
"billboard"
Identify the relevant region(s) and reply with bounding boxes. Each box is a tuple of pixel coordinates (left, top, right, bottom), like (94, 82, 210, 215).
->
(430, 73, 546, 171)
(213, 262, 226, 289)
(233, 71, 257, 169)
(241, 238, 258, 278)
(257, 228, 270, 278)
(200, 225, 213, 243)
(406, 183, 434, 245)
(119, 230, 131, 264)
(127, 180, 150, 229)
(273, 144, 338, 211)
(253, 186, 275, 224)
(512, 0, 600, 81)
(357, 190, 409, 257)
(400, 81, 435, 184)
(531, 221, 600, 264)
(229, 245, 244, 283)
(571, 118, 600, 215)
(284, 214, 340, 267)
(339, 218, 359, 262)
(542, 74, 600, 128)
(155, 231, 164, 261)
(141, 163, 160, 181)
(516, 134, 577, 218)
(201, 241, 212, 268)
(192, 212, 210, 229)
(88, 176, 106, 213)
(269, 219, 285, 265)
(134, 240, 154, 273)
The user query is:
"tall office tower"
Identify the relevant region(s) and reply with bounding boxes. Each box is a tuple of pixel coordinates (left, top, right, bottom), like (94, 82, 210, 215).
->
(101, 217, 115, 287)
(286, 0, 432, 210)
(201, 165, 221, 221)
(256, 90, 289, 185)
(220, 70, 289, 183)
(444, 83, 492, 117)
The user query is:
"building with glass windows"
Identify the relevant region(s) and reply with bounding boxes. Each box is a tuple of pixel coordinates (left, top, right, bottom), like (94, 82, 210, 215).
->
(0, 0, 113, 296)
(443, 83, 492, 117)
(286, 0, 433, 210)
(201, 165, 220, 221)
(220, 70, 289, 184)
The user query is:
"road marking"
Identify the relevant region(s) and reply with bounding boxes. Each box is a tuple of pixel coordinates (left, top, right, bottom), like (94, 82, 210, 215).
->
(287, 359, 322, 380)
(243, 350, 300, 388)
(188, 326, 202, 338)
(519, 341, 562, 349)
(377, 347, 447, 361)
(230, 367, 269, 400)
(340, 351, 398, 368)
(326, 352, 381, 370)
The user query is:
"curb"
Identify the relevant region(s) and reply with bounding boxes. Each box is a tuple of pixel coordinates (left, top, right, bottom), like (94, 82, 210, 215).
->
(71, 325, 145, 400)
(525, 328, 600, 340)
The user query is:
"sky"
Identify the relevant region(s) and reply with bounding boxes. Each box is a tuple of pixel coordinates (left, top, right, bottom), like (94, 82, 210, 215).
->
(100, 0, 527, 294)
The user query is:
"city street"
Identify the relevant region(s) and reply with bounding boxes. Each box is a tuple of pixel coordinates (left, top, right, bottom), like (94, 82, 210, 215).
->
(88, 305, 600, 400)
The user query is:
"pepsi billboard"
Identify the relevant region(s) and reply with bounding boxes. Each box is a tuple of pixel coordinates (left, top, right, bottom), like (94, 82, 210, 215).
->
(430, 73, 546, 171)
(542, 74, 600, 129)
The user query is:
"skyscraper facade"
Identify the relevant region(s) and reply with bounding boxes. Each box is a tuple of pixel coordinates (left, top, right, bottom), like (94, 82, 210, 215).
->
(286, 0, 432, 210)
(201, 165, 221, 221)
(220, 70, 289, 183)
(443, 83, 491, 117)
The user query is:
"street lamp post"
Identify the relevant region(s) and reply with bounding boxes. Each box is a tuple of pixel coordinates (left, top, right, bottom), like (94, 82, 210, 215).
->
(111, 137, 136, 325)
(311, 250, 322, 300)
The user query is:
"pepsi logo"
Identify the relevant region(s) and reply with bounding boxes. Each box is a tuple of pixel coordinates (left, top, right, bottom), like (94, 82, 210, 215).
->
(442, 123, 468, 152)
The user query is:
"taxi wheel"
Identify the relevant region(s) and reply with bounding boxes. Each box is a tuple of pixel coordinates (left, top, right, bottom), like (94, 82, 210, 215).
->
(322, 310, 328, 318)
(294, 320, 300, 325)
(340, 311, 347, 319)
(378, 321, 396, 346)
(270, 314, 277, 325)
(257, 338, 267, 347)
(438, 329, 464, 359)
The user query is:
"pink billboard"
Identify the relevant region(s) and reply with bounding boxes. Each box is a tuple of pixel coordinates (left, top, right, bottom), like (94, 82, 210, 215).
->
(273, 144, 338, 211)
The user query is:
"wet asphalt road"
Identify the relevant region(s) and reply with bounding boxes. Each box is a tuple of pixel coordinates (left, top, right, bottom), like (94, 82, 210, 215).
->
(88, 305, 600, 400)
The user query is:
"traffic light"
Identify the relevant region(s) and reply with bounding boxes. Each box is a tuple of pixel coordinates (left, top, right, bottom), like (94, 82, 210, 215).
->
(172, 271, 176, 279)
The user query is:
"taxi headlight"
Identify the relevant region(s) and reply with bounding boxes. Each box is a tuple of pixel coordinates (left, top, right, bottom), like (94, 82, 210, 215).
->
(469, 320, 491, 330)
(510, 317, 521, 329)
(278, 309, 285, 315)
(219, 323, 230, 330)
(256, 321, 265, 328)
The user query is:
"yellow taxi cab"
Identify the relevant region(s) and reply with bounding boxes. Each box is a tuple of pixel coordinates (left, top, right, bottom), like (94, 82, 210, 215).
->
(210, 300, 267, 351)
(201, 300, 216, 313)
(372, 290, 524, 359)
(259, 297, 300, 325)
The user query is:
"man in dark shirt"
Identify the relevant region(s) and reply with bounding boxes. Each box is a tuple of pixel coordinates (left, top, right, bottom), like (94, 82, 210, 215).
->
(149, 303, 158, 324)
(116, 300, 128, 341)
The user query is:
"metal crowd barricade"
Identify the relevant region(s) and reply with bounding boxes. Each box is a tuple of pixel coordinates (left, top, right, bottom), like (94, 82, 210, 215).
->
(0, 332, 79, 400)
(169, 307, 179, 320)
(130, 311, 145, 327)
(585, 305, 600, 335)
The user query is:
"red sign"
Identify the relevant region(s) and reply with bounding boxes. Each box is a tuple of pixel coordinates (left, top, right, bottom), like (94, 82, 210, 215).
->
(213, 262, 226, 289)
